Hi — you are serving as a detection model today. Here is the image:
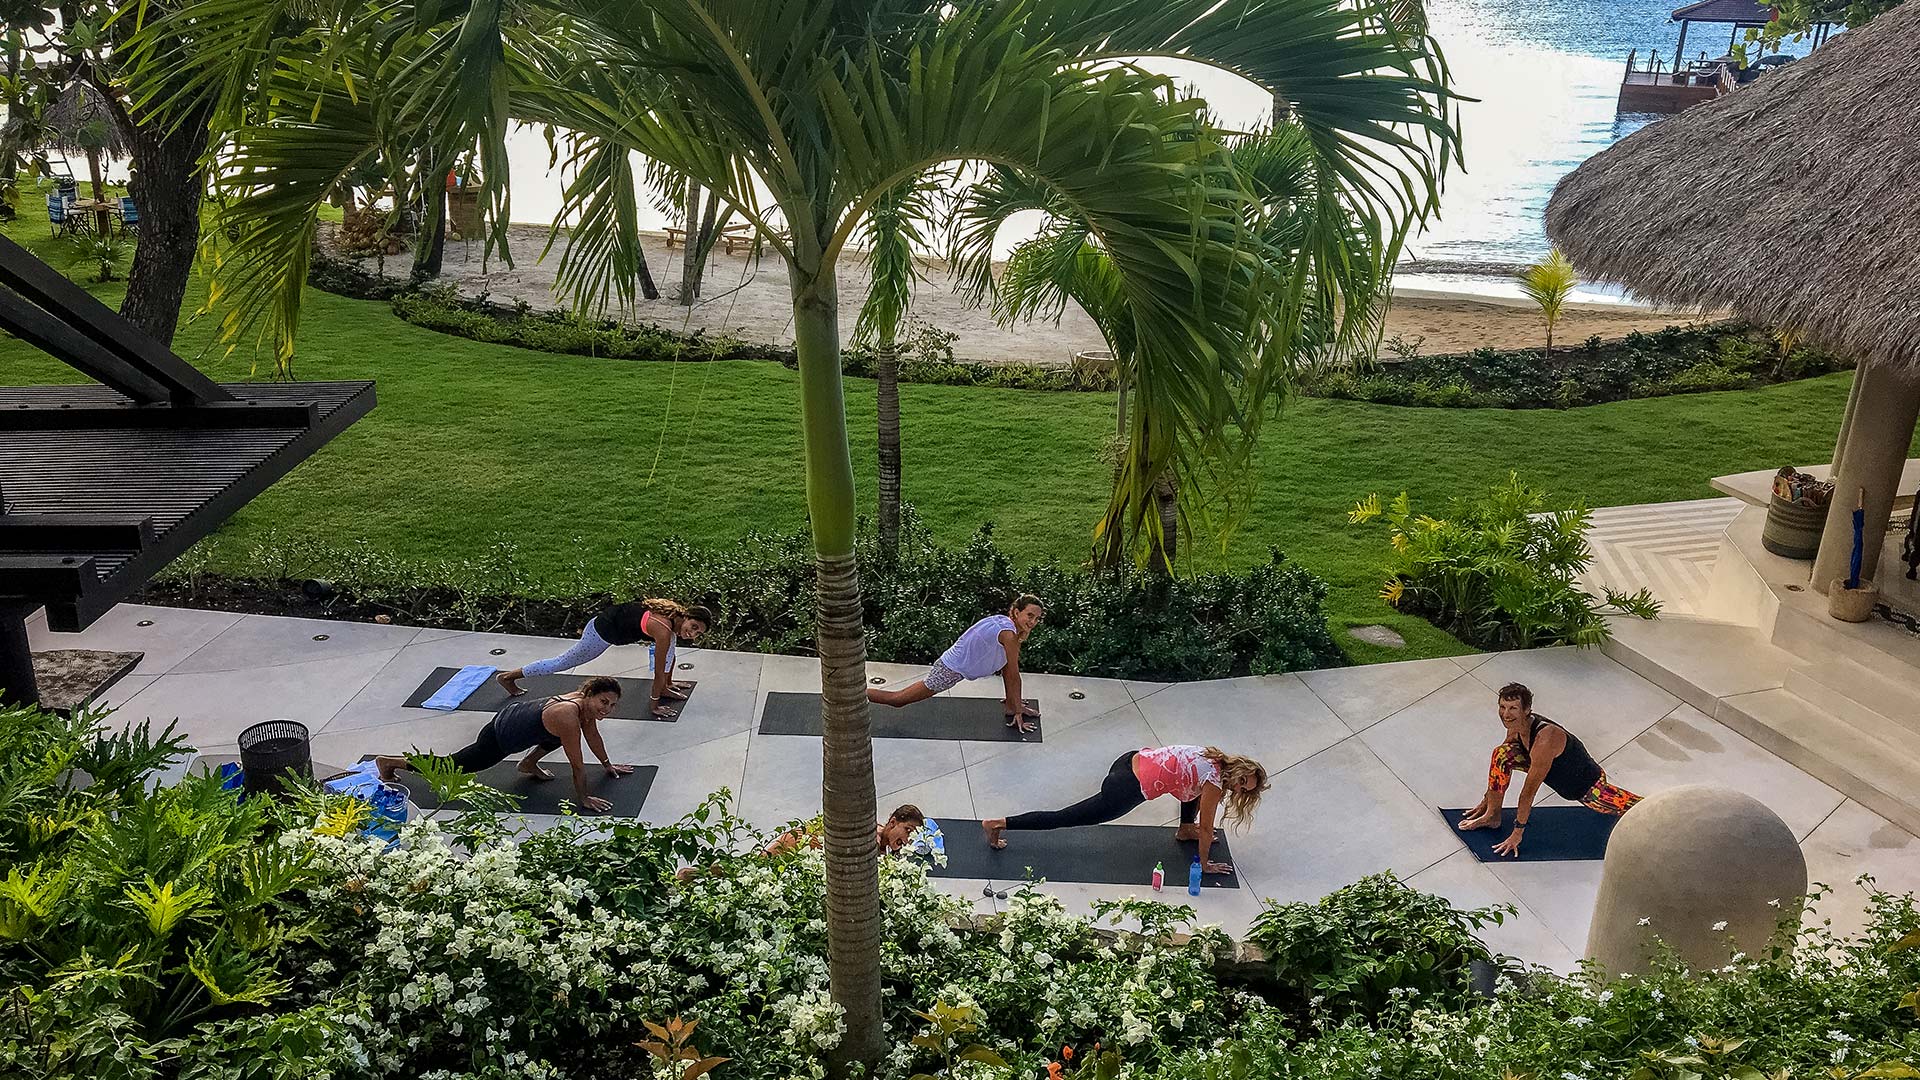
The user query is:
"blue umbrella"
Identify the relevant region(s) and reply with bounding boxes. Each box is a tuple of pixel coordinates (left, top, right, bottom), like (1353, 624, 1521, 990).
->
(1847, 489, 1866, 590)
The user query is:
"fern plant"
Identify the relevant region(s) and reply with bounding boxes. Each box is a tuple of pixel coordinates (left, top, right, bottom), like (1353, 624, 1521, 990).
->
(1349, 474, 1659, 649)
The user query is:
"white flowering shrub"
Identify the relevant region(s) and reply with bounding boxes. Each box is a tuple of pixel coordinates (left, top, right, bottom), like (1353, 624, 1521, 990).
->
(273, 795, 1251, 1080)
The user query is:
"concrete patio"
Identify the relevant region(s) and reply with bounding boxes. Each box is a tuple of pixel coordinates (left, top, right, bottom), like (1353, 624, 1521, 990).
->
(32, 603, 1920, 972)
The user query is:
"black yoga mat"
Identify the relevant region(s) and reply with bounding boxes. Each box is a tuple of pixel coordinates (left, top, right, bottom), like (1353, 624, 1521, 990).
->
(402, 666, 691, 721)
(361, 755, 658, 815)
(1439, 806, 1622, 862)
(759, 691, 1042, 742)
(921, 819, 1238, 888)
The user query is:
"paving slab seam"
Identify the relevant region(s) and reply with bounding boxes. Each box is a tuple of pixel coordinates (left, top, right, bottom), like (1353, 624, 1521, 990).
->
(171, 624, 440, 676)
(1325, 664, 1478, 736)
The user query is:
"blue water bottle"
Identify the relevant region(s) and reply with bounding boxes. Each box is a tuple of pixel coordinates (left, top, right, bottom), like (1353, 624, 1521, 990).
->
(1188, 855, 1203, 896)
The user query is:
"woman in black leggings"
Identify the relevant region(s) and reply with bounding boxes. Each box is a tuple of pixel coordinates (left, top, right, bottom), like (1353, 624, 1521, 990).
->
(375, 676, 632, 813)
(982, 745, 1270, 875)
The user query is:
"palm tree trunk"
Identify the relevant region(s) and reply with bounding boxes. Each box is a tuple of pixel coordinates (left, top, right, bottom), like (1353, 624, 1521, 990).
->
(789, 260, 884, 1073)
(412, 151, 449, 281)
(1149, 472, 1178, 573)
(678, 181, 701, 304)
(876, 336, 902, 555)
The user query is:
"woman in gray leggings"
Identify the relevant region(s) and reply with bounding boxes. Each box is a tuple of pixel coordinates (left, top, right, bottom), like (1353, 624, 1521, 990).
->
(497, 599, 713, 719)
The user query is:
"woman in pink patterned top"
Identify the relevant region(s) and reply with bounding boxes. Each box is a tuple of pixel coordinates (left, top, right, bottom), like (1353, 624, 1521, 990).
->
(982, 745, 1269, 875)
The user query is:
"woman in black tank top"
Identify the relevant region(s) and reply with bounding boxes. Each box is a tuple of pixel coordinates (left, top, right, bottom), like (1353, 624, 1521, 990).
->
(1457, 682, 1642, 857)
(494, 599, 714, 718)
(374, 676, 636, 813)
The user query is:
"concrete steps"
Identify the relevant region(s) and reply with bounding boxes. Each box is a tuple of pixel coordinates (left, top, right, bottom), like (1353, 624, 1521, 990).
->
(1604, 611, 1920, 838)
(1715, 687, 1920, 837)
(1601, 614, 1790, 715)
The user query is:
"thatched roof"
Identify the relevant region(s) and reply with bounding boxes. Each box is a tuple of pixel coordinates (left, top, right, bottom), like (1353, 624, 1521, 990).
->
(1545, 3, 1920, 370)
(42, 82, 130, 158)
(1670, 0, 1778, 26)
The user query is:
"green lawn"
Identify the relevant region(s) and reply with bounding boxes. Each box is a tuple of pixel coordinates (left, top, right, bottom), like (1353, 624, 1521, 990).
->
(0, 215, 1878, 663)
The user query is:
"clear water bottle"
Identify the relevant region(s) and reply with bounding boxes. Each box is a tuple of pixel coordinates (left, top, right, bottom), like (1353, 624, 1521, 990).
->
(1188, 855, 1203, 896)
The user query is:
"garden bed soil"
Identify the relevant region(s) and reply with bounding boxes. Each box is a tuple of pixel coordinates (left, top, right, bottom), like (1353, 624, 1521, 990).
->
(134, 577, 597, 639)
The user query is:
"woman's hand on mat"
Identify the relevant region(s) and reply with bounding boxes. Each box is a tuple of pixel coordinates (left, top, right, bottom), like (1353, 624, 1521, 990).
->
(1492, 830, 1524, 856)
(1203, 860, 1235, 875)
(1004, 712, 1037, 734)
(604, 763, 633, 777)
(582, 794, 613, 813)
(652, 704, 680, 719)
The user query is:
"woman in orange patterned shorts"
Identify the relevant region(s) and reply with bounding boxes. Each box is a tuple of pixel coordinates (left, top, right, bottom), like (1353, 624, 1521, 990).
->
(1457, 682, 1641, 857)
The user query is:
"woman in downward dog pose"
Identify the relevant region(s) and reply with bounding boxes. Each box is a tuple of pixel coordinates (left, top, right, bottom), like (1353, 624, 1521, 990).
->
(868, 594, 1045, 732)
(497, 598, 712, 719)
(374, 676, 631, 814)
(1457, 682, 1643, 857)
(982, 745, 1269, 875)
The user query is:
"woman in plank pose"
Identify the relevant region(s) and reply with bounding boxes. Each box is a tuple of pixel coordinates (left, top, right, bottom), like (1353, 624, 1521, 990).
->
(1457, 682, 1642, 857)
(497, 598, 713, 719)
(868, 594, 1044, 732)
(981, 745, 1269, 876)
(374, 676, 632, 814)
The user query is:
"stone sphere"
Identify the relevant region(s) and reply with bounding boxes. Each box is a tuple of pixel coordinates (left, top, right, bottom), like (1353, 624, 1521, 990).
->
(1585, 784, 1806, 978)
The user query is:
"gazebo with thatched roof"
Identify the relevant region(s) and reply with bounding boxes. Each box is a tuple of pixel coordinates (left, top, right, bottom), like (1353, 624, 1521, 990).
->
(1547, 0, 1920, 602)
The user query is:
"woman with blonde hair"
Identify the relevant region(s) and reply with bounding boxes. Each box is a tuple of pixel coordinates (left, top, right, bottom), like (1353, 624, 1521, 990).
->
(982, 745, 1269, 875)
(497, 598, 713, 719)
(869, 594, 1045, 733)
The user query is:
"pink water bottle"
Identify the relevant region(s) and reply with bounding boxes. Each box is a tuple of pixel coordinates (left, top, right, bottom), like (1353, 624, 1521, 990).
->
(1152, 861, 1164, 891)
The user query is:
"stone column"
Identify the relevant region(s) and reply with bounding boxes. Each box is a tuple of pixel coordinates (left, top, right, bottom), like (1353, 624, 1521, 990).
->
(1812, 361, 1920, 593)
(1586, 786, 1805, 978)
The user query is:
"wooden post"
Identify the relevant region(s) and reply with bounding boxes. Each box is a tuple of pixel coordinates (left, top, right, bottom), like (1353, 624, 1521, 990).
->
(1673, 21, 1690, 80)
(0, 605, 39, 708)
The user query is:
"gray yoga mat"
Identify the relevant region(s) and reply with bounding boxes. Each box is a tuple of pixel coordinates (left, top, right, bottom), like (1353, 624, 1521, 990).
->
(921, 819, 1239, 888)
(361, 755, 658, 815)
(402, 666, 690, 721)
(759, 691, 1042, 741)
(1439, 806, 1621, 862)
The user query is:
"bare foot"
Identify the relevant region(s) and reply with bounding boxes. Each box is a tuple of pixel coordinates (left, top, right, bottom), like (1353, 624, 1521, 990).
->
(373, 754, 408, 782)
(1174, 823, 1204, 841)
(496, 671, 525, 697)
(1458, 811, 1501, 831)
(982, 819, 1008, 850)
(517, 759, 556, 781)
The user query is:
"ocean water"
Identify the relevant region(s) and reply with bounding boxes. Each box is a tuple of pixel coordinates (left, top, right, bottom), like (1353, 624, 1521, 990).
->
(486, 2, 1820, 286)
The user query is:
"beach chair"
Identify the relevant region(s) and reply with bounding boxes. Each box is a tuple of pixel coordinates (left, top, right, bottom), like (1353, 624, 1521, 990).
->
(46, 193, 71, 237)
(116, 197, 139, 235)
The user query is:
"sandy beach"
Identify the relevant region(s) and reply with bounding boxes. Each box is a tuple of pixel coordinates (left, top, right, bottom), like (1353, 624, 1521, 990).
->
(406, 225, 1708, 363)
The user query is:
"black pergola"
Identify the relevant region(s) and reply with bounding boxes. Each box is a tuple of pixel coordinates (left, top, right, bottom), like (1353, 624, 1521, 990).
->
(0, 232, 374, 707)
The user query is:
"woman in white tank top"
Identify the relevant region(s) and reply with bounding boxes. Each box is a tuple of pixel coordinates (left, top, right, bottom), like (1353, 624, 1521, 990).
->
(868, 595, 1046, 732)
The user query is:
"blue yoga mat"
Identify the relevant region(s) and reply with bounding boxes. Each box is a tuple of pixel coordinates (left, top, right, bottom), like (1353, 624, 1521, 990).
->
(422, 665, 497, 710)
(1439, 806, 1622, 862)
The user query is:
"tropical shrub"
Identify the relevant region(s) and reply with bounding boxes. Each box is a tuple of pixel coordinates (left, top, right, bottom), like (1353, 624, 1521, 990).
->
(1246, 873, 1510, 1022)
(1302, 322, 1851, 408)
(1349, 473, 1660, 649)
(0, 703, 360, 1080)
(146, 510, 1345, 680)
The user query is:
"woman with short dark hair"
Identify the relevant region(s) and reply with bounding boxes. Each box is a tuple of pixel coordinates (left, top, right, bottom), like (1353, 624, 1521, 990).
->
(1457, 682, 1642, 857)
(375, 675, 633, 813)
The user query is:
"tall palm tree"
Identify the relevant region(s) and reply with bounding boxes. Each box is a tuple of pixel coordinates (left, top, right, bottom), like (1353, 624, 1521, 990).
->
(955, 121, 1403, 569)
(127, 0, 1456, 1066)
(852, 172, 942, 556)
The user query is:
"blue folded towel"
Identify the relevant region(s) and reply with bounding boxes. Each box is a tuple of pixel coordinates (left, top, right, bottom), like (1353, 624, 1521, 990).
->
(421, 665, 496, 710)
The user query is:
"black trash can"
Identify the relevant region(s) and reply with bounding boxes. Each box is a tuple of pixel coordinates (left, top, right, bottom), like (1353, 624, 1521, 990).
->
(238, 719, 312, 798)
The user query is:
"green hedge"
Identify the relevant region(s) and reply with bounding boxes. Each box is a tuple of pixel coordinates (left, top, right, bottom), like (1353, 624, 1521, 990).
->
(1303, 323, 1852, 408)
(153, 509, 1345, 681)
(366, 282, 1853, 408)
